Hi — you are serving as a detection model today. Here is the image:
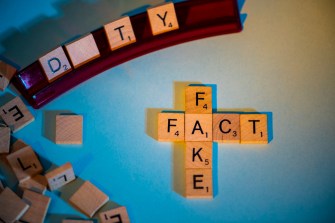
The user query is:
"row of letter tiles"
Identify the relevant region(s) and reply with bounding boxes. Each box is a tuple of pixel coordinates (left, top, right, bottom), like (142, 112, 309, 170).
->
(158, 113, 268, 143)
(38, 2, 179, 83)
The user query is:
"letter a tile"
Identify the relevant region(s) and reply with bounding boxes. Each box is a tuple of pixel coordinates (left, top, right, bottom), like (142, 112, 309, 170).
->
(185, 114, 212, 141)
(147, 2, 179, 36)
(240, 114, 268, 144)
(39, 46, 72, 82)
(158, 113, 184, 142)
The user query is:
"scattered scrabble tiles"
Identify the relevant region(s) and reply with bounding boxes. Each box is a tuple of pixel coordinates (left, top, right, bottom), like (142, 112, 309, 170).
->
(158, 113, 184, 141)
(147, 2, 179, 36)
(69, 181, 109, 218)
(240, 114, 268, 144)
(156, 85, 271, 199)
(20, 189, 51, 223)
(6, 146, 43, 181)
(0, 96, 34, 133)
(0, 187, 30, 223)
(55, 114, 83, 144)
(0, 126, 10, 154)
(0, 60, 16, 91)
(65, 34, 100, 68)
(19, 174, 48, 194)
(45, 162, 76, 191)
(213, 113, 240, 143)
(99, 206, 130, 223)
(104, 16, 136, 51)
(39, 46, 72, 82)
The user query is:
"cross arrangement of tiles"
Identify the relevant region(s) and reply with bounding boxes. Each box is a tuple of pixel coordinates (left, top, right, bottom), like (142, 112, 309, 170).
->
(157, 85, 269, 198)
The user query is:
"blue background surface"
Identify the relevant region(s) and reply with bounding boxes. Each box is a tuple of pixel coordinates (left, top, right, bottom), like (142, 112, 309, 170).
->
(1, 0, 335, 222)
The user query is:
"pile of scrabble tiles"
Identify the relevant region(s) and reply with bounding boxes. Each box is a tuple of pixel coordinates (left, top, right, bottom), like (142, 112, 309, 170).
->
(0, 63, 130, 222)
(158, 85, 269, 198)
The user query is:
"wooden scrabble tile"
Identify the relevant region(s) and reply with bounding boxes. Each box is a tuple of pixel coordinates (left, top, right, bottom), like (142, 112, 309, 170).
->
(240, 114, 268, 144)
(185, 86, 212, 114)
(158, 113, 184, 142)
(0, 126, 10, 154)
(185, 168, 213, 199)
(45, 162, 75, 191)
(213, 114, 240, 143)
(11, 139, 28, 153)
(39, 46, 72, 82)
(65, 34, 100, 68)
(185, 142, 212, 169)
(20, 189, 51, 223)
(0, 60, 16, 91)
(99, 206, 130, 223)
(19, 174, 48, 194)
(69, 181, 109, 218)
(0, 187, 29, 223)
(0, 96, 35, 133)
(55, 115, 83, 144)
(104, 16, 136, 51)
(62, 220, 94, 223)
(6, 146, 43, 181)
(185, 114, 212, 141)
(147, 2, 179, 36)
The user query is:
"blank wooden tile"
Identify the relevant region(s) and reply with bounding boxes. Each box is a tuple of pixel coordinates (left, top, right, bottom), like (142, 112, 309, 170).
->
(185, 168, 213, 199)
(0, 126, 10, 154)
(20, 189, 51, 223)
(55, 115, 83, 144)
(158, 113, 184, 142)
(99, 206, 130, 223)
(0, 60, 16, 91)
(104, 16, 136, 51)
(45, 162, 75, 191)
(185, 86, 212, 114)
(11, 139, 28, 153)
(0, 187, 29, 223)
(0, 96, 35, 133)
(213, 114, 240, 143)
(185, 114, 212, 141)
(19, 174, 48, 194)
(147, 2, 179, 36)
(185, 142, 212, 169)
(39, 46, 72, 82)
(65, 34, 100, 68)
(240, 114, 268, 144)
(69, 181, 109, 218)
(62, 220, 93, 223)
(6, 146, 43, 182)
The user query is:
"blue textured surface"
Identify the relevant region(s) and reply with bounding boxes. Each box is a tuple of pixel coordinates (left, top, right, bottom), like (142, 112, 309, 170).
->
(1, 0, 335, 222)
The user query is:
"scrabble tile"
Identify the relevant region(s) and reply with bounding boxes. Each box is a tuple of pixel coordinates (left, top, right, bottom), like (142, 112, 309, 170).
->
(62, 220, 94, 223)
(0, 60, 16, 91)
(55, 115, 83, 144)
(213, 114, 240, 143)
(65, 34, 100, 68)
(0, 96, 35, 133)
(0, 126, 10, 154)
(185, 168, 213, 199)
(99, 206, 130, 223)
(147, 2, 179, 36)
(45, 162, 75, 191)
(185, 114, 212, 141)
(11, 139, 28, 153)
(39, 46, 72, 82)
(104, 16, 136, 51)
(20, 190, 51, 223)
(185, 142, 212, 169)
(19, 174, 48, 194)
(0, 187, 29, 223)
(185, 86, 212, 114)
(6, 146, 43, 181)
(158, 113, 184, 142)
(240, 114, 268, 144)
(69, 181, 109, 218)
